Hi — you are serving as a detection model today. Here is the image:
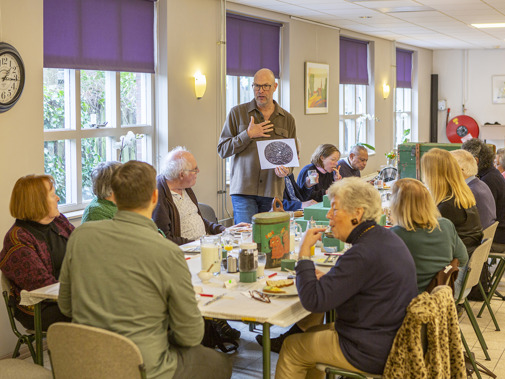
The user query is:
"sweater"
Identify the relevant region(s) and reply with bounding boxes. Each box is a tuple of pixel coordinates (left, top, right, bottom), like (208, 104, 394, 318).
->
(466, 176, 496, 229)
(152, 175, 225, 245)
(81, 197, 117, 223)
(297, 163, 334, 203)
(295, 221, 417, 374)
(392, 218, 468, 293)
(478, 166, 505, 243)
(59, 210, 204, 379)
(337, 158, 361, 178)
(282, 174, 306, 211)
(437, 197, 482, 255)
(0, 214, 74, 310)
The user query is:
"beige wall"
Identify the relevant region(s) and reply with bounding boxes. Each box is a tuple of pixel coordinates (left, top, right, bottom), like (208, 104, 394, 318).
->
(0, 0, 433, 357)
(434, 49, 505, 146)
(0, 0, 44, 357)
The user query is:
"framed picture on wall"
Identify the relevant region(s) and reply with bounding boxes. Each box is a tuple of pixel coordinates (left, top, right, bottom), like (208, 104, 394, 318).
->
(492, 75, 505, 104)
(305, 62, 329, 114)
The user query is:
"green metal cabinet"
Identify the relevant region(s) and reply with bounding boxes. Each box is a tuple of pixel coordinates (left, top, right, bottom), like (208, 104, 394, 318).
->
(398, 142, 462, 179)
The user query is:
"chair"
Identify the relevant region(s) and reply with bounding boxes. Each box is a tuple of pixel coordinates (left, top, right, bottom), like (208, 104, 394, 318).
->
(1, 273, 37, 360)
(317, 286, 464, 379)
(314, 363, 381, 379)
(477, 221, 505, 324)
(455, 238, 494, 376)
(198, 202, 218, 223)
(0, 359, 52, 379)
(477, 221, 505, 331)
(47, 322, 147, 379)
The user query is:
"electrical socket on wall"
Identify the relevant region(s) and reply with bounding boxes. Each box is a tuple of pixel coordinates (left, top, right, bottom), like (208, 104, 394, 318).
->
(438, 100, 447, 111)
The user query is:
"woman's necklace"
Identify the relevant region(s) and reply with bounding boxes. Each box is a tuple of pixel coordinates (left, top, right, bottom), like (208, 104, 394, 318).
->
(356, 224, 375, 240)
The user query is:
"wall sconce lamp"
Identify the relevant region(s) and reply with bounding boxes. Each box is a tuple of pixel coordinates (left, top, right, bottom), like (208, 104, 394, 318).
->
(382, 83, 390, 99)
(194, 71, 207, 99)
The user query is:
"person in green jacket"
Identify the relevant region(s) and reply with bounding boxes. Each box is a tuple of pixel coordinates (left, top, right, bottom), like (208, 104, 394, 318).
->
(390, 178, 468, 294)
(82, 161, 122, 223)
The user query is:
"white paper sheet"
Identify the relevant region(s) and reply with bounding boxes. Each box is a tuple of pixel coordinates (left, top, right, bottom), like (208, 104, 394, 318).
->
(256, 138, 299, 169)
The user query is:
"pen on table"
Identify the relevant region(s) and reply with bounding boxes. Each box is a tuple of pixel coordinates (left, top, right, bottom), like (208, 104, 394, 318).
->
(185, 257, 191, 260)
(204, 293, 225, 306)
(200, 293, 214, 298)
(268, 273, 277, 278)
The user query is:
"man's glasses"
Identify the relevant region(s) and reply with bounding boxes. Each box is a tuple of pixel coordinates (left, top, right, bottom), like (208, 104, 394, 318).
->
(183, 168, 199, 173)
(252, 83, 272, 91)
(249, 290, 271, 303)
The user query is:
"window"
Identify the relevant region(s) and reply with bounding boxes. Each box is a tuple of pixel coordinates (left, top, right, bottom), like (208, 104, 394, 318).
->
(395, 88, 412, 146)
(43, 0, 156, 211)
(339, 37, 370, 155)
(339, 84, 368, 155)
(43, 68, 154, 211)
(395, 49, 413, 146)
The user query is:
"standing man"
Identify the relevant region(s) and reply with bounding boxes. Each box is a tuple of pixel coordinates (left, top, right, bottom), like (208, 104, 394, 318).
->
(337, 145, 369, 178)
(59, 161, 232, 379)
(218, 68, 297, 223)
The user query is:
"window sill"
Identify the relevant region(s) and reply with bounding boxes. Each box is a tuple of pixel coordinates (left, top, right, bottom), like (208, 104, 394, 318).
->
(63, 209, 84, 221)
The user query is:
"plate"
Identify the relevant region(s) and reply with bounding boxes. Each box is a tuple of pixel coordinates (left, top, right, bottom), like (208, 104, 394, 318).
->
(259, 284, 298, 297)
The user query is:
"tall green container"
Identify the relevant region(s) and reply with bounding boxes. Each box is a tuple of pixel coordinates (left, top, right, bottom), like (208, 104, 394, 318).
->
(252, 212, 290, 268)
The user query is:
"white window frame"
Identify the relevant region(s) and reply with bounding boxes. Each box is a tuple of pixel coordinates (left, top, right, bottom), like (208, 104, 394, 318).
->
(338, 83, 371, 155)
(44, 69, 155, 213)
(394, 87, 412, 146)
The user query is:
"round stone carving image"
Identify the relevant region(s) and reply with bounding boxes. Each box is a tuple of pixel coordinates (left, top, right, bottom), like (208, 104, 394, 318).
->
(264, 141, 293, 165)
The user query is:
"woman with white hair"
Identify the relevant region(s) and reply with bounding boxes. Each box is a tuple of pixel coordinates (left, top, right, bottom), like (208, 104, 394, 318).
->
(82, 161, 122, 223)
(275, 178, 417, 378)
(451, 149, 496, 228)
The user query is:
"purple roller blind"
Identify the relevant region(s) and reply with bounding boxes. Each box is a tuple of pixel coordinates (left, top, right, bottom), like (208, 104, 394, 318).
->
(339, 37, 369, 85)
(226, 13, 281, 78)
(44, 0, 155, 73)
(396, 48, 413, 88)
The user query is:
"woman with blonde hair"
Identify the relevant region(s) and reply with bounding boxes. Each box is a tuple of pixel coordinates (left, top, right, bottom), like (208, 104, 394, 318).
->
(0, 175, 73, 330)
(421, 148, 483, 256)
(390, 178, 468, 293)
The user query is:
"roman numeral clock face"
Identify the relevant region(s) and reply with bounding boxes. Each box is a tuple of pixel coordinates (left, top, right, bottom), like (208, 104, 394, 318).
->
(0, 42, 25, 113)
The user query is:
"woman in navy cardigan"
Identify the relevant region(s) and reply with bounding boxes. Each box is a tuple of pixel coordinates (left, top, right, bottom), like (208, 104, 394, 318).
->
(275, 177, 418, 378)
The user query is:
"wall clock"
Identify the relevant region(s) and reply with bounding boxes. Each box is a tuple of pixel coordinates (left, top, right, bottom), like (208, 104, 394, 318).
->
(0, 42, 25, 113)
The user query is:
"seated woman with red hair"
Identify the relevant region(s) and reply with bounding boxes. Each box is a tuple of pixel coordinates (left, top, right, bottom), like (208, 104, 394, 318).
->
(0, 175, 73, 330)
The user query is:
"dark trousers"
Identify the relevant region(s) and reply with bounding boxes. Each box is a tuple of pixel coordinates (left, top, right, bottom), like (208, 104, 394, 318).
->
(14, 301, 71, 331)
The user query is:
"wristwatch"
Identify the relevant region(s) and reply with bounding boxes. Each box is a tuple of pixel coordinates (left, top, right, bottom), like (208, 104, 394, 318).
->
(297, 256, 312, 262)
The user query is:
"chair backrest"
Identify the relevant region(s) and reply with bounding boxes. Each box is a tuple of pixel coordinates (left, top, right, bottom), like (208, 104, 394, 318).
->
(483, 221, 499, 242)
(198, 202, 218, 223)
(47, 322, 147, 379)
(1, 273, 21, 335)
(457, 238, 493, 304)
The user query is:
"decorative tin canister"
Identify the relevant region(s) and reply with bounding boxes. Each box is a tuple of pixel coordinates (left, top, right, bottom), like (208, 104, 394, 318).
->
(252, 212, 290, 268)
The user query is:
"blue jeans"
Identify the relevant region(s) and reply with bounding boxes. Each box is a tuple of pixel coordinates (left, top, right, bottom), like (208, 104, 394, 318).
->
(231, 195, 273, 224)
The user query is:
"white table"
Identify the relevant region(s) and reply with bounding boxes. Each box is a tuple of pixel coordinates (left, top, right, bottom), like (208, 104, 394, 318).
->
(20, 242, 323, 378)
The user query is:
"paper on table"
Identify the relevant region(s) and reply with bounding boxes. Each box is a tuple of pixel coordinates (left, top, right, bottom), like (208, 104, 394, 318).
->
(257, 138, 299, 170)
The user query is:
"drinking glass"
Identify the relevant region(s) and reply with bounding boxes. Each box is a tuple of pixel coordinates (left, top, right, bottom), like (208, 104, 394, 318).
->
(308, 170, 318, 185)
(200, 235, 221, 275)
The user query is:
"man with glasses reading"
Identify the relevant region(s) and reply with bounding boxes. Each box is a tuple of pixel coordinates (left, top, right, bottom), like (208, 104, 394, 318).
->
(218, 68, 298, 223)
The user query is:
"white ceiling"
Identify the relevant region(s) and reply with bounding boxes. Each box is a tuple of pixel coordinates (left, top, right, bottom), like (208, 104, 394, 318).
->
(228, 0, 505, 49)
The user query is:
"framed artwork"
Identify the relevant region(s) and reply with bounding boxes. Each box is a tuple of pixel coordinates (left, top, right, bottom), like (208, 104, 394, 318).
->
(305, 62, 329, 114)
(492, 75, 505, 104)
